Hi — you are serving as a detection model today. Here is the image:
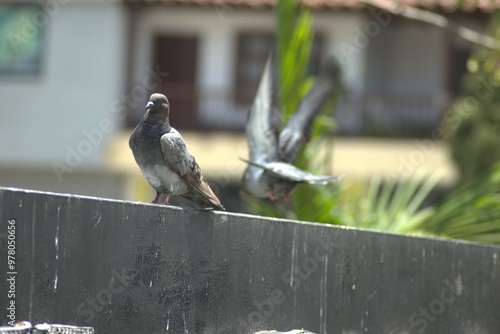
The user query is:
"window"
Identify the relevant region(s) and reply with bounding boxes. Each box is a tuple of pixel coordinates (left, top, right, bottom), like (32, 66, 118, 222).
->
(0, 4, 44, 76)
(449, 39, 472, 97)
(234, 31, 324, 105)
(235, 32, 274, 105)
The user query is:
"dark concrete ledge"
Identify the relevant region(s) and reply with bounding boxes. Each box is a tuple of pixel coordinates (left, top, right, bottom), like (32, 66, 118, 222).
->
(0, 187, 499, 334)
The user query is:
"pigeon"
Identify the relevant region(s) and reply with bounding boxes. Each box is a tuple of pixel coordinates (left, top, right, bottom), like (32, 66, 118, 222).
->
(129, 93, 225, 210)
(242, 56, 343, 201)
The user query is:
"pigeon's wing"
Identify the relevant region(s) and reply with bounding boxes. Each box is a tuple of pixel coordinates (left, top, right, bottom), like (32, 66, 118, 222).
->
(160, 130, 224, 210)
(278, 57, 341, 163)
(246, 55, 277, 163)
(240, 158, 344, 184)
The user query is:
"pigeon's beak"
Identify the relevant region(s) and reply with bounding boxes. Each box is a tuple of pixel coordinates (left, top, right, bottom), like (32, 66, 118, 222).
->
(145, 101, 154, 110)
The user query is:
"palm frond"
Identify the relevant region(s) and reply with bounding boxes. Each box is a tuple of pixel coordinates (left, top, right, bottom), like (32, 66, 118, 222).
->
(415, 164, 500, 243)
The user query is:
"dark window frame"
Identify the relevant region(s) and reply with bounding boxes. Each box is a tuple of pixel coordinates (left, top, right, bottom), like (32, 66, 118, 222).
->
(234, 30, 325, 106)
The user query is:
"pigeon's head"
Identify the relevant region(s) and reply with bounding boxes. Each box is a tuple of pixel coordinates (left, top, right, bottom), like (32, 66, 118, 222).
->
(146, 93, 170, 117)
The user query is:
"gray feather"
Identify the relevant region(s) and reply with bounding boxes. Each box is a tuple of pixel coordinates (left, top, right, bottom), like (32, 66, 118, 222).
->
(160, 130, 192, 176)
(246, 55, 277, 163)
(279, 58, 341, 163)
(241, 158, 344, 184)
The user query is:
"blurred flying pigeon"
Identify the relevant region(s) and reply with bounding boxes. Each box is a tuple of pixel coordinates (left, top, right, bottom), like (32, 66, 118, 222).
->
(242, 56, 343, 201)
(129, 93, 225, 210)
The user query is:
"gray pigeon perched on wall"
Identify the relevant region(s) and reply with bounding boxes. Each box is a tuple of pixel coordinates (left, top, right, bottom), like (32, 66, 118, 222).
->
(242, 56, 343, 201)
(130, 93, 225, 210)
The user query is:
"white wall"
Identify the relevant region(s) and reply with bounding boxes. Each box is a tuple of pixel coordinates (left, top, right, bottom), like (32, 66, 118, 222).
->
(132, 7, 367, 89)
(130, 7, 367, 127)
(364, 20, 446, 94)
(315, 10, 369, 91)
(0, 3, 458, 164)
(0, 1, 127, 168)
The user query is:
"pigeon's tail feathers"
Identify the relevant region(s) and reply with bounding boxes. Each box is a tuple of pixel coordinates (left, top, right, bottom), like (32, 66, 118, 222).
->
(185, 172, 226, 211)
(239, 157, 273, 171)
(239, 158, 344, 185)
(183, 189, 226, 211)
(160, 130, 225, 210)
(206, 195, 226, 211)
(306, 174, 345, 184)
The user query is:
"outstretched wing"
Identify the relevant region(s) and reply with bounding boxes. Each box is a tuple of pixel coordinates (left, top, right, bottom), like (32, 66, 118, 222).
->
(246, 55, 277, 163)
(160, 130, 224, 210)
(278, 57, 341, 163)
(240, 158, 344, 184)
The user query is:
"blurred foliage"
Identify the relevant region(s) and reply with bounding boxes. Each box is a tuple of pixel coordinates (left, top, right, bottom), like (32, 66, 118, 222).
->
(448, 10, 500, 182)
(246, 0, 500, 244)
(337, 170, 443, 234)
(416, 163, 500, 244)
(337, 164, 500, 244)
(276, 0, 314, 120)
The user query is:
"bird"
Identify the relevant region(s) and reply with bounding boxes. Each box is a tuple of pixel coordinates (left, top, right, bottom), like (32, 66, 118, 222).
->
(242, 56, 344, 202)
(129, 93, 225, 211)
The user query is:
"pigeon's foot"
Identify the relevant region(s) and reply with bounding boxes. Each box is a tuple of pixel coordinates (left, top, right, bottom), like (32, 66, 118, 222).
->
(152, 192, 161, 204)
(163, 196, 171, 205)
(269, 186, 278, 201)
(284, 189, 292, 203)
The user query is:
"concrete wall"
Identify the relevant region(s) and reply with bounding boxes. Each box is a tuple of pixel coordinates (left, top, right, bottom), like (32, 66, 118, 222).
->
(0, 166, 133, 201)
(0, 1, 127, 167)
(0, 187, 499, 334)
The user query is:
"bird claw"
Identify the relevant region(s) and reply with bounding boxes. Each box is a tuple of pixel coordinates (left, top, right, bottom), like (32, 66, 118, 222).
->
(152, 192, 161, 204)
(269, 187, 278, 201)
(163, 196, 171, 205)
